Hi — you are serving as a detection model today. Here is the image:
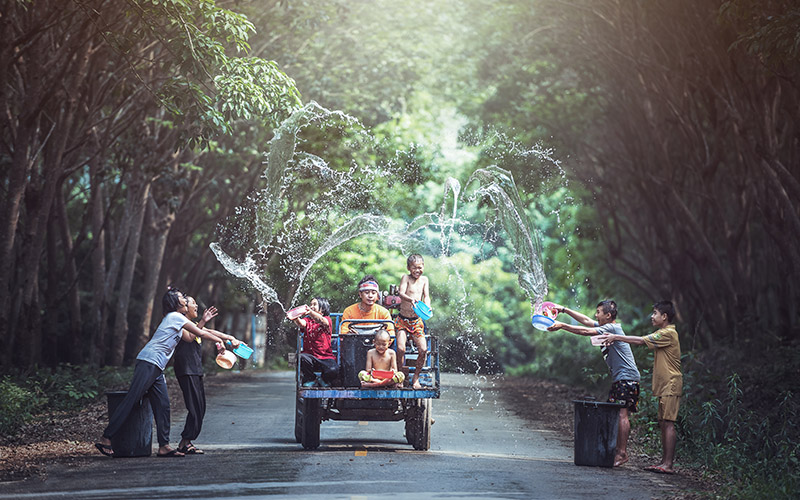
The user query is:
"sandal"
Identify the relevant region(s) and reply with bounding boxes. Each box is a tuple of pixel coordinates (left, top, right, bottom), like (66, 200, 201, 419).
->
(177, 444, 204, 455)
(156, 449, 185, 458)
(95, 443, 114, 457)
(644, 465, 675, 474)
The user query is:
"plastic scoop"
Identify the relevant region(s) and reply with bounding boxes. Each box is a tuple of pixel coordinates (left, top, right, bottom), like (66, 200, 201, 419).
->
(215, 350, 237, 369)
(286, 305, 310, 320)
(232, 343, 253, 360)
(531, 314, 555, 331)
(412, 301, 433, 320)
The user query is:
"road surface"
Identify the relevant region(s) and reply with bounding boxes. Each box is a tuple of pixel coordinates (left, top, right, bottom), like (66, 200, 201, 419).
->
(0, 372, 679, 499)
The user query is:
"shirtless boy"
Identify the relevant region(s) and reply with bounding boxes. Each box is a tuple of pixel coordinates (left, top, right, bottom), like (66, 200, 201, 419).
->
(395, 254, 431, 389)
(358, 329, 405, 387)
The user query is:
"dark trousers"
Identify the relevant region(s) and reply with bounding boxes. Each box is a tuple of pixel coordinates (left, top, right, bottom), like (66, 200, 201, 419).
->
(177, 374, 206, 441)
(300, 354, 339, 383)
(103, 360, 171, 446)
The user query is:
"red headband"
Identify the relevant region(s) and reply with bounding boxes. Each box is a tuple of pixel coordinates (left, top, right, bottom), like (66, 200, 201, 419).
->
(358, 281, 379, 292)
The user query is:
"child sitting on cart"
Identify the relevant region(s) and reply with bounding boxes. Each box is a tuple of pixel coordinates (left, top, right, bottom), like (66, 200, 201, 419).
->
(359, 329, 405, 388)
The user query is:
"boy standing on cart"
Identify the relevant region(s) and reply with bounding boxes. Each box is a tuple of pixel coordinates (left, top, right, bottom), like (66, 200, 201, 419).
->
(396, 254, 431, 389)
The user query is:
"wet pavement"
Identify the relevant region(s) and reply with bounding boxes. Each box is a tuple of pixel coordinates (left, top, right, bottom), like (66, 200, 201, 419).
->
(0, 372, 678, 499)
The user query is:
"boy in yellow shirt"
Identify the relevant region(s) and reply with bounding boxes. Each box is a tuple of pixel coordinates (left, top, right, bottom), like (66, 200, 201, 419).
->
(598, 301, 682, 474)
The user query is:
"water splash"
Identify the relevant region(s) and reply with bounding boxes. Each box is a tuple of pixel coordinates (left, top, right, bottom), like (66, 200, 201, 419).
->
(211, 102, 560, 400)
(465, 166, 548, 304)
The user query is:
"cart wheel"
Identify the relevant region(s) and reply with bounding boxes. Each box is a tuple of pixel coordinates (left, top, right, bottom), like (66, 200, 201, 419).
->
(294, 395, 303, 443)
(300, 398, 321, 450)
(411, 398, 431, 451)
(405, 408, 416, 445)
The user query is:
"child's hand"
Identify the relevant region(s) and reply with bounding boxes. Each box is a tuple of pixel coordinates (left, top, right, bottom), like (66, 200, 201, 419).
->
(202, 306, 218, 325)
(597, 334, 615, 346)
(230, 339, 241, 348)
(547, 321, 564, 332)
(215, 342, 225, 354)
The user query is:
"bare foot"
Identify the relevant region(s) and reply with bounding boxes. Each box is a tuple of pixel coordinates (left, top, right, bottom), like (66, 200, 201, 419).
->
(613, 453, 629, 467)
(412, 380, 422, 389)
(644, 464, 675, 474)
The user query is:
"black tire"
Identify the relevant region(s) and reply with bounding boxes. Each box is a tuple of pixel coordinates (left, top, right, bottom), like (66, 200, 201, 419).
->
(294, 395, 303, 443)
(411, 399, 431, 451)
(405, 408, 416, 445)
(300, 398, 321, 450)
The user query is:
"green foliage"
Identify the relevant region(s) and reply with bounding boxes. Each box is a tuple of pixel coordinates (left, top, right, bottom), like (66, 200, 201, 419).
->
(676, 373, 800, 498)
(0, 365, 134, 436)
(0, 377, 40, 436)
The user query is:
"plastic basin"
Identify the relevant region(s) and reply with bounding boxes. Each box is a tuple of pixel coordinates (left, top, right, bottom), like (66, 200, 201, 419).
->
(372, 369, 395, 380)
(531, 314, 555, 331)
(412, 301, 433, 320)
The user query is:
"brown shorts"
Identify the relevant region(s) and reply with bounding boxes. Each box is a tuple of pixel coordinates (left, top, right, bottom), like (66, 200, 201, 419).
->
(658, 395, 681, 421)
(608, 380, 640, 412)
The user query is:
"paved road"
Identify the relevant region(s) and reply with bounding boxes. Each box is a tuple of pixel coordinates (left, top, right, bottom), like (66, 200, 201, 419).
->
(0, 372, 676, 499)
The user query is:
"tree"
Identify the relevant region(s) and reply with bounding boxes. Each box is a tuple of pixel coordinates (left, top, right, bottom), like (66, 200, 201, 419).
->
(0, 0, 299, 366)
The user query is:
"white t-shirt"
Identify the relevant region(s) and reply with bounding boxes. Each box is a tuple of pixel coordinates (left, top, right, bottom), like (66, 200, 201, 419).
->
(136, 311, 190, 370)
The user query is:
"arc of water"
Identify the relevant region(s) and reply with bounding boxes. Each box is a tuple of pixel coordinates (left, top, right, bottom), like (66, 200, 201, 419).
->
(465, 166, 548, 302)
(258, 101, 362, 246)
(209, 242, 281, 307)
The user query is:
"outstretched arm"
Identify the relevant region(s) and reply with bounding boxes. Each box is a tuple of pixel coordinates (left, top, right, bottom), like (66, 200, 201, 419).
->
(553, 304, 595, 327)
(547, 321, 596, 337)
(204, 328, 241, 347)
(599, 334, 647, 346)
(183, 321, 239, 347)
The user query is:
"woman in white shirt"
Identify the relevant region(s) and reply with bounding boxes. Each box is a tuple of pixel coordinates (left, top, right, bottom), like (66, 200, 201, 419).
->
(95, 287, 238, 457)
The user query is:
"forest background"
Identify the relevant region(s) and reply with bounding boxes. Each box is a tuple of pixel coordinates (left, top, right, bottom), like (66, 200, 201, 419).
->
(1, 1, 799, 497)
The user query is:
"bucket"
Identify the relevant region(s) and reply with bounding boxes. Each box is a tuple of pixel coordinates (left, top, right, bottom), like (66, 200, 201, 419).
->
(531, 314, 555, 331)
(537, 301, 558, 318)
(216, 350, 237, 369)
(573, 400, 623, 467)
(232, 343, 253, 359)
(412, 301, 432, 320)
(105, 391, 152, 457)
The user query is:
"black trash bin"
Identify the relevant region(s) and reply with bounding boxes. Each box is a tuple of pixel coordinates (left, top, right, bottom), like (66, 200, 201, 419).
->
(106, 391, 152, 457)
(339, 333, 375, 387)
(573, 400, 624, 467)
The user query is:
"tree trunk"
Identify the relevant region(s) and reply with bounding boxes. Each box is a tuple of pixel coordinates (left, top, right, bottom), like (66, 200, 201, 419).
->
(132, 194, 175, 356)
(109, 180, 151, 366)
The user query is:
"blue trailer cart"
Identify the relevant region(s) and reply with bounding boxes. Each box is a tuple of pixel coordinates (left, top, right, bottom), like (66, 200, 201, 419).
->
(294, 314, 440, 450)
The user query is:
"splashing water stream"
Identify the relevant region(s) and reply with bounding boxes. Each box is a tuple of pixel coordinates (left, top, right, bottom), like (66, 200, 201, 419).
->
(211, 102, 559, 401)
